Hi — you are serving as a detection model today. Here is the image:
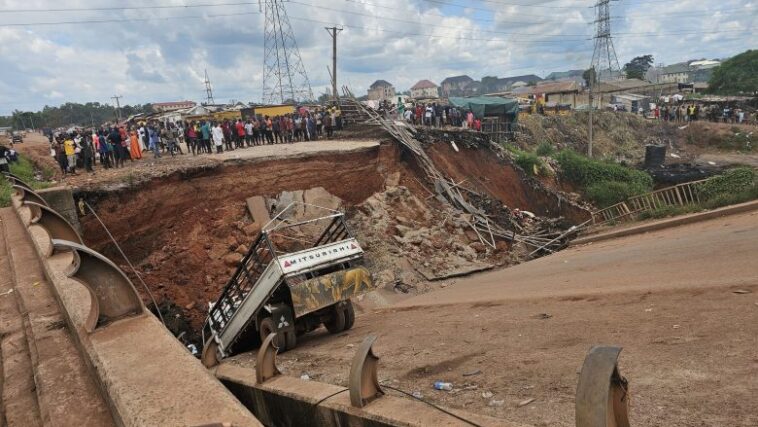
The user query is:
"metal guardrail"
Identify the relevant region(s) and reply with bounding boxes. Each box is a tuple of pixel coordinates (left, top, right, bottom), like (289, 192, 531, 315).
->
(590, 179, 709, 227)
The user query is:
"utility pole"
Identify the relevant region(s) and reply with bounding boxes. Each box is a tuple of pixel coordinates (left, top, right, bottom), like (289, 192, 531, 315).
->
(588, 68, 594, 158)
(111, 95, 123, 122)
(325, 26, 343, 103)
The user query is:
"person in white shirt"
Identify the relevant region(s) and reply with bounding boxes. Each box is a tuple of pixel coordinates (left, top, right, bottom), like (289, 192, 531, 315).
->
(212, 123, 224, 154)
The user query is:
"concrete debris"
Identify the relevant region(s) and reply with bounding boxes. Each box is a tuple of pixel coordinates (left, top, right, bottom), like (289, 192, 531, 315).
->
(517, 398, 536, 407)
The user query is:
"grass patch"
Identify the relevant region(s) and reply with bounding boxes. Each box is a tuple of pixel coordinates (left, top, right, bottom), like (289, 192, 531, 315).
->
(637, 204, 702, 220)
(698, 168, 758, 209)
(535, 141, 555, 157)
(0, 156, 53, 208)
(555, 149, 653, 207)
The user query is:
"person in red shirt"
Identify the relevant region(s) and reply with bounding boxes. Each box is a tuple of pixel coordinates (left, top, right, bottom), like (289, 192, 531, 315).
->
(235, 119, 246, 148)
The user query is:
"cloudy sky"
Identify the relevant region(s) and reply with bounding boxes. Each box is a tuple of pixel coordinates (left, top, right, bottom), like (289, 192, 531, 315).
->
(0, 0, 754, 114)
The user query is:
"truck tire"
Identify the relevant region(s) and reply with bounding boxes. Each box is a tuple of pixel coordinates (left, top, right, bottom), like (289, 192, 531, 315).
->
(259, 317, 284, 349)
(325, 306, 346, 334)
(344, 300, 355, 330)
(284, 331, 297, 350)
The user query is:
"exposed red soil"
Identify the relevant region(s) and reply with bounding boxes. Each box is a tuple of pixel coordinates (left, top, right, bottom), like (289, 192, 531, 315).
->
(79, 143, 418, 332)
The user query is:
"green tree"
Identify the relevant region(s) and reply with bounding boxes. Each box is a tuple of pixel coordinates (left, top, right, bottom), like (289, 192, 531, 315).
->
(623, 55, 654, 80)
(707, 50, 758, 95)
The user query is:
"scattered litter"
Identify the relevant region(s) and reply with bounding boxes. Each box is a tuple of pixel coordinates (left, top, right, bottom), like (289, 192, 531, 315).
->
(481, 391, 494, 399)
(670, 153, 681, 158)
(0, 289, 14, 297)
(462, 369, 482, 377)
(533, 313, 553, 320)
(645, 308, 654, 312)
(672, 325, 681, 329)
(433, 381, 453, 391)
(186, 344, 199, 355)
(707, 161, 717, 166)
(450, 141, 459, 152)
(300, 374, 311, 381)
(488, 399, 505, 407)
(346, 343, 355, 349)
(32, 281, 40, 287)
(411, 391, 424, 399)
(732, 289, 751, 294)
(517, 398, 536, 407)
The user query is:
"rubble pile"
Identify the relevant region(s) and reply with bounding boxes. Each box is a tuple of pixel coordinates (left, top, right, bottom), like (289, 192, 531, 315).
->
(351, 180, 519, 287)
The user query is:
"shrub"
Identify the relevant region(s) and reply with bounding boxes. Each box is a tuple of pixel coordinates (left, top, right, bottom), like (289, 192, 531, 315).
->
(638, 204, 701, 220)
(515, 151, 541, 176)
(556, 149, 653, 189)
(535, 141, 555, 157)
(698, 167, 756, 200)
(585, 181, 650, 207)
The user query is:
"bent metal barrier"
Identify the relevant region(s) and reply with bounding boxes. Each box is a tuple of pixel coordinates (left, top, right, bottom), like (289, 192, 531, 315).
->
(5, 176, 261, 427)
(589, 179, 708, 228)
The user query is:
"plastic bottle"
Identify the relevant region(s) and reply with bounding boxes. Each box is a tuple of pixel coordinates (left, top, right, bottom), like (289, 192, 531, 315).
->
(433, 381, 453, 391)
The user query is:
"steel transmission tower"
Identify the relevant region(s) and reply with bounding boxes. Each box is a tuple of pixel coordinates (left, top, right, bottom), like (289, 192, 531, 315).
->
(204, 69, 215, 105)
(590, 0, 622, 81)
(261, 0, 314, 104)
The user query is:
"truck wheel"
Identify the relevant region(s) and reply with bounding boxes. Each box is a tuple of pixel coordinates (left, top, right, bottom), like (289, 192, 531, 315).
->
(284, 331, 297, 350)
(344, 300, 356, 330)
(259, 317, 284, 349)
(325, 307, 346, 334)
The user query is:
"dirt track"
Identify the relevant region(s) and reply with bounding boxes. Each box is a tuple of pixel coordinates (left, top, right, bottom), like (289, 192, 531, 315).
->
(227, 211, 758, 427)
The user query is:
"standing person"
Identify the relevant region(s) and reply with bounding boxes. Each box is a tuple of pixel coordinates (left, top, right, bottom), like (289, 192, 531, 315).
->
(55, 139, 68, 175)
(108, 127, 122, 168)
(148, 126, 161, 158)
(129, 129, 142, 160)
(306, 114, 316, 142)
(138, 124, 147, 151)
(272, 116, 282, 144)
(187, 121, 198, 155)
(82, 135, 95, 173)
(212, 122, 224, 153)
(221, 120, 232, 151)
(235, 119, 246, 148)
(265, 116, 274, 144)
(323, 112, 333, 139)
(200, 120, 212, 153)
(97, 131, 110, 168)
(244, 120, 253, 147)
(63, 135, 77, 175)
(293, 115, 302, 142)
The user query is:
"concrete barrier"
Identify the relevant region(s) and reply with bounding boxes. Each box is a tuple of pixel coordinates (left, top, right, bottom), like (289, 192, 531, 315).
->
(216, 363, 522, 427)
(11, 196, 261, 427)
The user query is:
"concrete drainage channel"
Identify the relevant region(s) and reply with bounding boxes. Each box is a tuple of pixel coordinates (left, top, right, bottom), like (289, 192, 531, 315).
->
(5, 173, 636, 427)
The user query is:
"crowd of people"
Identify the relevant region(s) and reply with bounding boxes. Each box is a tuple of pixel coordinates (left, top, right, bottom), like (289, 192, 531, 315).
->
(378, 100, 482, 131)
(46, 108, 344, 176)
(623, 102, 756, 124)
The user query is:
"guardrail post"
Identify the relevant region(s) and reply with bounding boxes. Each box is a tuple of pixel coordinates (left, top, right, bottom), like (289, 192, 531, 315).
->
(51, 239, 146, 333)
(23, 201, 83, 256)
(255, 333, 281, 383)
(575, 346, 630, 427)
(349, 335, 384, 408)
(11, 185, 49, 208)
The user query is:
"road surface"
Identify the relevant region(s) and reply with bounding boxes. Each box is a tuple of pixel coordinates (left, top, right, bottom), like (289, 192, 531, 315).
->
(226, 210, 758, 427)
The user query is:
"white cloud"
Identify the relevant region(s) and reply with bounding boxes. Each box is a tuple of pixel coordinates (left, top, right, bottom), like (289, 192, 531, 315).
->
(0, 0, 754, 113)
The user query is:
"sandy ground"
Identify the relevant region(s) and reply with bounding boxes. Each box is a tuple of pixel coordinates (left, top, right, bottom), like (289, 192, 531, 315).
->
(14, 132, 380, 190)
(226, 211, 758, 427)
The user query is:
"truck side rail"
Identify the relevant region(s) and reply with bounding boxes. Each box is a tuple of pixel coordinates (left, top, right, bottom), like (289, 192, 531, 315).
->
(208, 233, 275, 334)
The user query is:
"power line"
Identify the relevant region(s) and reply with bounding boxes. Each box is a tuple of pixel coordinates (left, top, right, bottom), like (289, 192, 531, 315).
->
(0, 1, 260, 13)
(0, 11, 260, 27)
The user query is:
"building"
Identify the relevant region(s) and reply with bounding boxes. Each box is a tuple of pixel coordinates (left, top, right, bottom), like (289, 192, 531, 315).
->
(367, 80, 396, 101)
(152, 101, 197, 113)
(658, 63, 692, 84)
(482, 74, 543, 94)
(511, 81, 582, 107)
(410, 80, 440, 99)
(440, 75, 474, 97)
